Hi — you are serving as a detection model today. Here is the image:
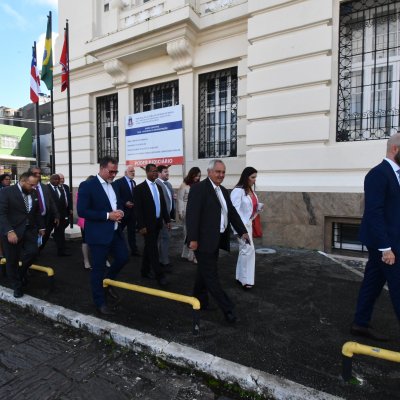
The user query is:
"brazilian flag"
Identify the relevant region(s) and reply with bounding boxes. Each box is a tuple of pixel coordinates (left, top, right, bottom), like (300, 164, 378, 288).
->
(41, 13, 53, 91)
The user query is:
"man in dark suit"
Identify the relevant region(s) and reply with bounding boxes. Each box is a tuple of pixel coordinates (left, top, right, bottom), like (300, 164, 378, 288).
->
(112, 165, 139, 256)
(351, 133, 400, 341)
(186, 159, 249, 323)
(134, 163, 170, 286)
(48, 174, 70, 256)
(77, 156, 129, 315)
(156, 165, 175, 272)
(0, 172, 45, 298)
(58, 173, 73, 226)
(28, 166, 60, 252)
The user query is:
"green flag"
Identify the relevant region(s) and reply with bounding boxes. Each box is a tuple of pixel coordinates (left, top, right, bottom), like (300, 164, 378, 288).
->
(41, 13, 53, 90)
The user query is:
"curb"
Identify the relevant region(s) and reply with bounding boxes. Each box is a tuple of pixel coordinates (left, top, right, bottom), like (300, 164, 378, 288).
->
(0, 286, 342, 400)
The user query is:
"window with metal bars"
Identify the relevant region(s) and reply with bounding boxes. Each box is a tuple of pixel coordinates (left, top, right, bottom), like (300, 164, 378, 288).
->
(332, 222, 366, 252)
(337, 0, 400, 141)
(96, 93, 119, 162)
(198, 67, 237, 159)
(134, 80, 179, 113)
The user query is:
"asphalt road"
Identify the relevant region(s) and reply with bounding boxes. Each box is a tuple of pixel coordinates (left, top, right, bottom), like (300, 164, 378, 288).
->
(1, 224, 400, 399)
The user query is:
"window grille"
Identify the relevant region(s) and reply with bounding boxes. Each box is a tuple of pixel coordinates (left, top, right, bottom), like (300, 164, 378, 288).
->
(332, 222, 366, 252)
(134, 80, 179, 113)
(198, 67, 237, 158)
(96, 93, 119, 161)
(337, 0, 400, 141)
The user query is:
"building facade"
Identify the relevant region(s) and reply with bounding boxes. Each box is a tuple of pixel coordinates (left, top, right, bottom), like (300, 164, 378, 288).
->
(55, 0, 398, 253)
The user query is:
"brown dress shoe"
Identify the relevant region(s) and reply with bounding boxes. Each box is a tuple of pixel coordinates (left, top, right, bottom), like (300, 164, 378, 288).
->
(350, 324, 389, 341)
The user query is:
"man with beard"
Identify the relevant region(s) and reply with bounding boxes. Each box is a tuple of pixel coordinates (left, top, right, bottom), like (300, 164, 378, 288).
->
(77, 156, 129, 315)
(0, 172, 45, 298)
(351, 132, 400, 341)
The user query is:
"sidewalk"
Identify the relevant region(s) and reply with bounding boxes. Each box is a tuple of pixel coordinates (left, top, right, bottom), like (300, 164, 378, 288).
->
(0, 300, 229, 399)
(1, 225, 399, 399)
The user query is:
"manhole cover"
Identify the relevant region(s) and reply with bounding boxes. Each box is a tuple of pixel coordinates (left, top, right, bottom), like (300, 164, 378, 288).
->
(256, 248, 276, 255)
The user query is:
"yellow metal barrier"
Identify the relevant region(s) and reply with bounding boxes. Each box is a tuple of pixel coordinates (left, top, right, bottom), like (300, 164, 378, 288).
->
(342, 341, 400, 381)
(103, 278, 201, 334)
(0, 258, 54, 288)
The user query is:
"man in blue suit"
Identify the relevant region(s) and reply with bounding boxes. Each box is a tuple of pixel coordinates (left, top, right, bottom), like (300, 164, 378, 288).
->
(351, 133, 400, 341)
(77, 156, 129, 315)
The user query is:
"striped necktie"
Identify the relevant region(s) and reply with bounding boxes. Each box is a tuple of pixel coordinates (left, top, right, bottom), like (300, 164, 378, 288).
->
(23, 193, 30, 212)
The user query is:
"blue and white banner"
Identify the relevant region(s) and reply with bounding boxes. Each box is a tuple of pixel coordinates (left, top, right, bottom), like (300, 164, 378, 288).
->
(125, 105, 184, 166)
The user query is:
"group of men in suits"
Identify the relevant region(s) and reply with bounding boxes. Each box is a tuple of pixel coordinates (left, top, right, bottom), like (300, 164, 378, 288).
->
(0, 167, 73, 298)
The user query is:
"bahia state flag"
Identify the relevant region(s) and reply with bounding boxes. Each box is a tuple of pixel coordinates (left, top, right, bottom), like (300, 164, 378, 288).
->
(41, 13, 53, 91)
(30, 45, 40, 103)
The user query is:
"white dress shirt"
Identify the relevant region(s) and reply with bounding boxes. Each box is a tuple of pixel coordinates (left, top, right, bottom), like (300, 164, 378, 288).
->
(208, 178, 228, 233)
(97, 174, 118, 230)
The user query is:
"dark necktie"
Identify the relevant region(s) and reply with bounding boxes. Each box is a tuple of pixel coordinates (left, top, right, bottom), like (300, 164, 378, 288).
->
(130, 179, 134, 196)
(397, 169, 400, 183)
(59, 186, 66, 207)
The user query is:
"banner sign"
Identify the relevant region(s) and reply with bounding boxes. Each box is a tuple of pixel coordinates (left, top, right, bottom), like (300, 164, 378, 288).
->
(125, 105, 184, 167)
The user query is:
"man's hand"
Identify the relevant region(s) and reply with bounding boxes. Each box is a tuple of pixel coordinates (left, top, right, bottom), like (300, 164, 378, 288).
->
(382, 250, 395, 265)
(7, 231, 18, 244)
(189, 241, 198, 251)
(109, 210, 123, 222)
(39, 229, 46, 237)
(166, 223, 171, 230)
(125, 201, 134, 209)
(139, 227, 147, 235)
(54, 218, 60, 227)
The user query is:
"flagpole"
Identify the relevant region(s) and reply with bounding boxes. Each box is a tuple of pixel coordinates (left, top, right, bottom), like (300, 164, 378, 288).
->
(34, 42, 41, 167)
(48, 11, 55, 174)
(65, 20, 73, 228)
(50, 89, 55, 173)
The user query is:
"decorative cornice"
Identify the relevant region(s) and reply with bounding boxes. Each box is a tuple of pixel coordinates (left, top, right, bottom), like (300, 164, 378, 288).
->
(103, 58, 128, 86)
(167, 37, 193, 73)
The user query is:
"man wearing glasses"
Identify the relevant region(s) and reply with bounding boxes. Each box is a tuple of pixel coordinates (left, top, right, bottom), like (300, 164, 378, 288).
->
(77, 156, 129, 315)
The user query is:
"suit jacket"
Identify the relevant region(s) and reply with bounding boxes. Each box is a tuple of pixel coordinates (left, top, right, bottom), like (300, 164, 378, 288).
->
(134, 180, 170, 231)
(38, 183, 59, 222)
(359, 159, 400, 251)
(186, 178, 247, 253)
(61, 183, 72, 213)
(156, 178, 175, 219)
(112, 176, 136, 220)
(77, 176, 124, 245)
(48, 184, 69, 219)
(0, 185, 45, 238)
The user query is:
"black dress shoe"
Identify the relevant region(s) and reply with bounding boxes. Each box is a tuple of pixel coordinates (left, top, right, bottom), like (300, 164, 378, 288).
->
(21, 276, 29, 287)
(97, 304, 115, 316)
(350, 324, 389, 341)
(141, 271, 156, 279)
(157, 276, 168, 287)
(13, 288, 23, 298)
(224, 311, 237, 324)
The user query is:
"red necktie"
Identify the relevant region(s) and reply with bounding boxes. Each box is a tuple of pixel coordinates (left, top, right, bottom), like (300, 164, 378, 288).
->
(36, 185, 44, 214)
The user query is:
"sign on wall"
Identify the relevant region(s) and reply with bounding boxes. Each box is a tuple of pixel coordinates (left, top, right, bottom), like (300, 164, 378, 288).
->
(125, 105, 184, 167)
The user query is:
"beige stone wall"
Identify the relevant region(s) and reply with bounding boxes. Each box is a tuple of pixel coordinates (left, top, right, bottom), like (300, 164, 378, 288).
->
(258, 191, 364, 251)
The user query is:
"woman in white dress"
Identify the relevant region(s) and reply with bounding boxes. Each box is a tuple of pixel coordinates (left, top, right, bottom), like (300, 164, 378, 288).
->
(230, 167, 262, 290)
(177, 167, 201, 263)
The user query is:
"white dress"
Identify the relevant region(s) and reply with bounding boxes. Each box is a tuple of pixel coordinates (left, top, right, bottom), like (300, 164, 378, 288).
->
(177, 182, 195, 261)
(230, 187, 258, 286)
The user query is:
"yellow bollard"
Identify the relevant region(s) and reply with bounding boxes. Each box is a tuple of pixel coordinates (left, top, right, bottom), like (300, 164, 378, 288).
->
(342, 341, 400, 381)
(103, 278, 201, 334)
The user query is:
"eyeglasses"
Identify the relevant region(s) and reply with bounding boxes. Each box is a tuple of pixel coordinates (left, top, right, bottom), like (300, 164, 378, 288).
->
(106, 169, 119, 175)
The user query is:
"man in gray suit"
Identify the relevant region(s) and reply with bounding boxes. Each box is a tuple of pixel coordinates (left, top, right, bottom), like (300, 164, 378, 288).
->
(156, 165, 175, 273)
